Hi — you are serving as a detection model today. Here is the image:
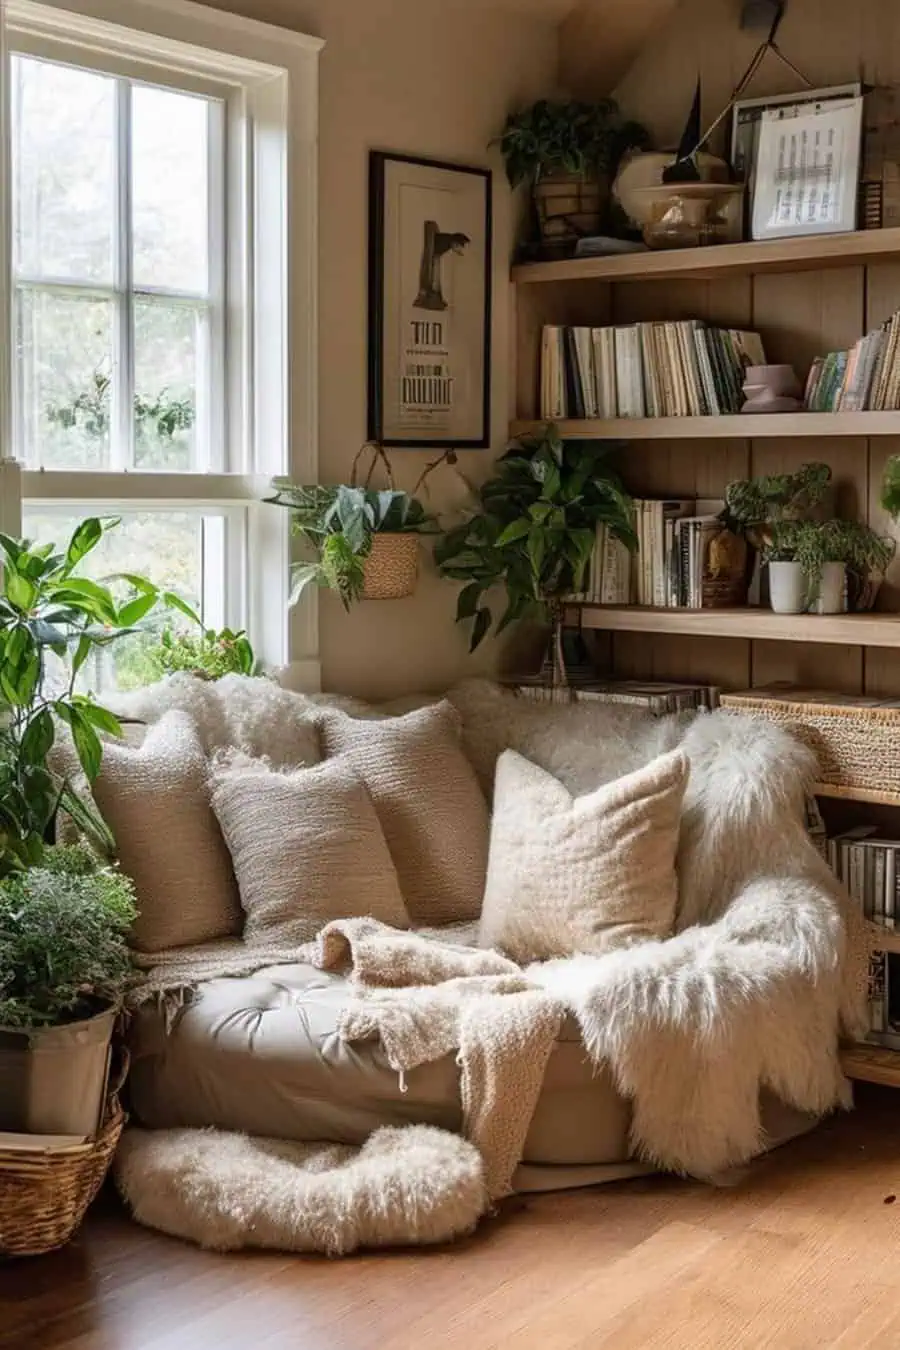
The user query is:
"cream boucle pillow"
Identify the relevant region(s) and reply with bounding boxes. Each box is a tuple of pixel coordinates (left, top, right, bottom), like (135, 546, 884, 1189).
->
(479, 748, 689, 962)
(318, 702, 490, 925)
(92, 710, 242, 953)
(210, 754, 410, 944)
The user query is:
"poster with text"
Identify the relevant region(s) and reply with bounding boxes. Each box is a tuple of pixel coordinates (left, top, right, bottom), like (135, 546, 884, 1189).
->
(368, 153, 492, 448)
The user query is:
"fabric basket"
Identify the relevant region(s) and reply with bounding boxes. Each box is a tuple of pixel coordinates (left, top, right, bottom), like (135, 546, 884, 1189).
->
(0, 1053, 127, 1258)
(363, 534, 419, 600)
(719, 687, 900, 800)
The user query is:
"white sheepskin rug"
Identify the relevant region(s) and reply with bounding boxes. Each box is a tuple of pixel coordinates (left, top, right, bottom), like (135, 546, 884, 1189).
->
(114, 1124, 487, 1255)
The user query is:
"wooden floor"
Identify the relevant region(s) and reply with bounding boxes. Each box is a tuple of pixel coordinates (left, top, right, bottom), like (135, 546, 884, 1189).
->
(2, 1086, 899, 1350)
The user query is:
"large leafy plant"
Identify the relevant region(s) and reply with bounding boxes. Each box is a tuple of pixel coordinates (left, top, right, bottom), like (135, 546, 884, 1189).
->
(267, 482, 437, 611)
(435, 425, 637, 651)
(0, 518, 161, 876)
(0, 844, 137, 1028)
(498, 99, 649, 187)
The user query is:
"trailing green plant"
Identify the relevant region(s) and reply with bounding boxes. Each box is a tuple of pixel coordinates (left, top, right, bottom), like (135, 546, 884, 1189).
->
(141, 594, 255, 682)
(761, 518, 895, 602)
(266, 482, 438, 611)
(0, 517, 162, 876)
(497, 99, 649, 187)
(881, 454, 900, 520)
(0, 843, 137, 1028)
(724, 462, 833, 546)
(434, 424, 637, 651)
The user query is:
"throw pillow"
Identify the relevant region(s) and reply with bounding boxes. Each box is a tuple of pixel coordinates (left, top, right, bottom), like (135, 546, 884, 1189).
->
(317, 702, 490, 925)
(479, 747, 689, 962)
(91, 710, 243, 953)
(210, 754, 410, 944)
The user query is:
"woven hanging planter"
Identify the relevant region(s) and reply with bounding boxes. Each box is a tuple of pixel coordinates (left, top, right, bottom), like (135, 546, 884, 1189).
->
(362, 533, 419, 600)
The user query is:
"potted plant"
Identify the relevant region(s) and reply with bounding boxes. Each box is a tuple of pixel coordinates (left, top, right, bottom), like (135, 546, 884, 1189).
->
(0, 518, 159, 1135)
(266, 481, 438, 610)
(762, 519, 895, 615)
(139, 595, 256, 683)
(435, 424, 637, 685)
(0, 845, 136, 1136)
(723, 461, 833, 549)
(497, 99, 649, 249)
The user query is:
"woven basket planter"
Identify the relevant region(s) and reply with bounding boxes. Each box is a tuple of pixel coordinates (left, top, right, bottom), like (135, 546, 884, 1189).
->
(533, 171, 607, 244)
(362, 534, 419, 600)
(0, 1094, 125, 1258)
(720, 688, 900, 799)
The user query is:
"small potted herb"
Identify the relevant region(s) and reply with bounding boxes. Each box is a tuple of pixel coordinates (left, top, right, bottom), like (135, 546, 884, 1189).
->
(498, 99, 649, 249)
(142, 595, 256, 682)
(267, 480, 438, 610)
(435, 423, 636, 685)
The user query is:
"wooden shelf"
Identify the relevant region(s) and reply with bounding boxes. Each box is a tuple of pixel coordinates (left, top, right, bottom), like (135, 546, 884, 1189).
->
(510, 413, 900, 440)
(841, 1042, 900, 1087)
(814, 782, 900, 807)
(572, 605, 900, 648)
(512, 227, 900, 286)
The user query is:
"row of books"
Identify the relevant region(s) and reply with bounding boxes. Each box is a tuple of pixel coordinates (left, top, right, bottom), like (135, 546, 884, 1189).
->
(571, 499, 725, 610)
(805, 307, 900, 411)
(516, 680, 720, 715)
(829, 826, 900, 1040)
(540, 321, 767, 421)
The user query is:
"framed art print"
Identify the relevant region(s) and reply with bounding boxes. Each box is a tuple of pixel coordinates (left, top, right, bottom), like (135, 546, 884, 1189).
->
(368, 151, 492, 449)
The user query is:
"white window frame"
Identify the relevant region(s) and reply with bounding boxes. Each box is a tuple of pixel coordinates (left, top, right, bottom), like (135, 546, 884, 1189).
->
(0, 0, 323, 688)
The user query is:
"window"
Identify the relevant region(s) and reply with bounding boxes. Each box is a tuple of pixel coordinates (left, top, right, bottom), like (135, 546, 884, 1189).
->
(0, 0, 322, 683)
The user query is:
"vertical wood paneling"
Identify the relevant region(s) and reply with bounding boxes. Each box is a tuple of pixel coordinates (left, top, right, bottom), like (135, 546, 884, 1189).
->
(611, 633, 751, 691)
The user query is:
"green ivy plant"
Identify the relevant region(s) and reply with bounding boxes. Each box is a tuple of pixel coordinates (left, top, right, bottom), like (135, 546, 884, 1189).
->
(0, 844, 137, 1028)
(266, 482, 438, 611)
(497, 99, 649, 187)
(434, 424, 637, 654)
(762, 518, 895, 605)
(723, 462, 832, 548)
(0, 518, 161, 877)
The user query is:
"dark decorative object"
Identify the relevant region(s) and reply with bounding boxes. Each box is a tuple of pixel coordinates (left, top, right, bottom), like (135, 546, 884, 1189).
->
(368, 152, 491, 450)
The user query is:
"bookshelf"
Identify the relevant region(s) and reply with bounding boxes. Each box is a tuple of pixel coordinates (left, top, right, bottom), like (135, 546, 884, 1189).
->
(513, 226, 900, 1086)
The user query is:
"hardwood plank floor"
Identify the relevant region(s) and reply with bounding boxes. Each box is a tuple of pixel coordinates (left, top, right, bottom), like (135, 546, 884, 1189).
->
(2, 1085, 898, 1350)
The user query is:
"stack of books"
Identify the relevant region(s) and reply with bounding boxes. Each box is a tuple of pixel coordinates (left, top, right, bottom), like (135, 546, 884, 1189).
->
(805, 308, 900, 411)
(540, 321, 767, 420)
(516, 681, 719, 714)
(829, 825, 900, 1039)
(573, 499, 725, 609)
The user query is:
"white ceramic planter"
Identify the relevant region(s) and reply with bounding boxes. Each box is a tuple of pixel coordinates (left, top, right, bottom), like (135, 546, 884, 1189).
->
(810, 561, 846, 615)
(768, 560, 807, 614)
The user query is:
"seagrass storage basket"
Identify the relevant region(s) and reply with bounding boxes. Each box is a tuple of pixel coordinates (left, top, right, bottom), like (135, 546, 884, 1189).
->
(362, 533, 419, 600)
(0, 1064, 126, 1258)
(720, 686, 900, 800)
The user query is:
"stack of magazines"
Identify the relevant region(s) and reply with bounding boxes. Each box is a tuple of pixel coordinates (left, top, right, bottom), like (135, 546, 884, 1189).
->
(515, 681, 719, 715)
(540, 321, 766, 420)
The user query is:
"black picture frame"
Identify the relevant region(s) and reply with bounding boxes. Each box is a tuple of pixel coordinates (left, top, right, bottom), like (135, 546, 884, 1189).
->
(367, 150, 492, 449)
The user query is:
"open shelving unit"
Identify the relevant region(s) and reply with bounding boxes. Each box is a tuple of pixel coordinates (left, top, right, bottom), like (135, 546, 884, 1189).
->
(513, 226, 900, 1087)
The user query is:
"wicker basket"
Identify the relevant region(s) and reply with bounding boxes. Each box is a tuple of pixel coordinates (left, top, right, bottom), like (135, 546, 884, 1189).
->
(720, 687, 900, 799)
(362, 534, 419, 600)
(0, 1063, 126, 1258)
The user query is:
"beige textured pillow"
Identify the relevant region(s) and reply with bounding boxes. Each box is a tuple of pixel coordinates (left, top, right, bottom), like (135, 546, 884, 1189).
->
(210, 754, 410, 944)
(480, 748, 689, 962)
(318, 702, 490, 925)
(92, 710, 242, 953)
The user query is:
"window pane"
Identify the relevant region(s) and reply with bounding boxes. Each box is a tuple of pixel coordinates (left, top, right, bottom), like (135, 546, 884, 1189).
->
(16, 288, 113, 469)
(22, 511, 206, 691)
(134, 299, 201, 471)
(132, 85, 209, 293)
(12, 56, 115, 285)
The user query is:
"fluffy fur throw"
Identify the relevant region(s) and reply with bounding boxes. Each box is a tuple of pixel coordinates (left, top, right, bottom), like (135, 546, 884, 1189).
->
(125, 675, 867, 1185)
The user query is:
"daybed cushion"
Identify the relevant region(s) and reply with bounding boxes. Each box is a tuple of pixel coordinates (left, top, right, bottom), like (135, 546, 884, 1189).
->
(128, 961, 817, 1181)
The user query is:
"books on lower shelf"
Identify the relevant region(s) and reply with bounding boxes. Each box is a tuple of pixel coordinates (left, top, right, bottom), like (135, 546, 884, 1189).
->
(514, 680, 719, 714)
(806, 307, 900, 411)
(540, 321, 766, 420)
(829, 826, 900, 1041)
(573, 498, 726, 609)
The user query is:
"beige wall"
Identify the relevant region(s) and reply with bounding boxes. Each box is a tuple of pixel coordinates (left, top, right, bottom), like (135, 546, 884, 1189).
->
(203, 0, 559, 699)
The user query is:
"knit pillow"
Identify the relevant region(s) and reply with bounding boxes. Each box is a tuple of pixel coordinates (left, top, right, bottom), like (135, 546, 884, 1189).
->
(318, 702, 490, 925)
(480, 748, 689, 962)
(210, 754, 410, 944)
(91, 711, 242, 953)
